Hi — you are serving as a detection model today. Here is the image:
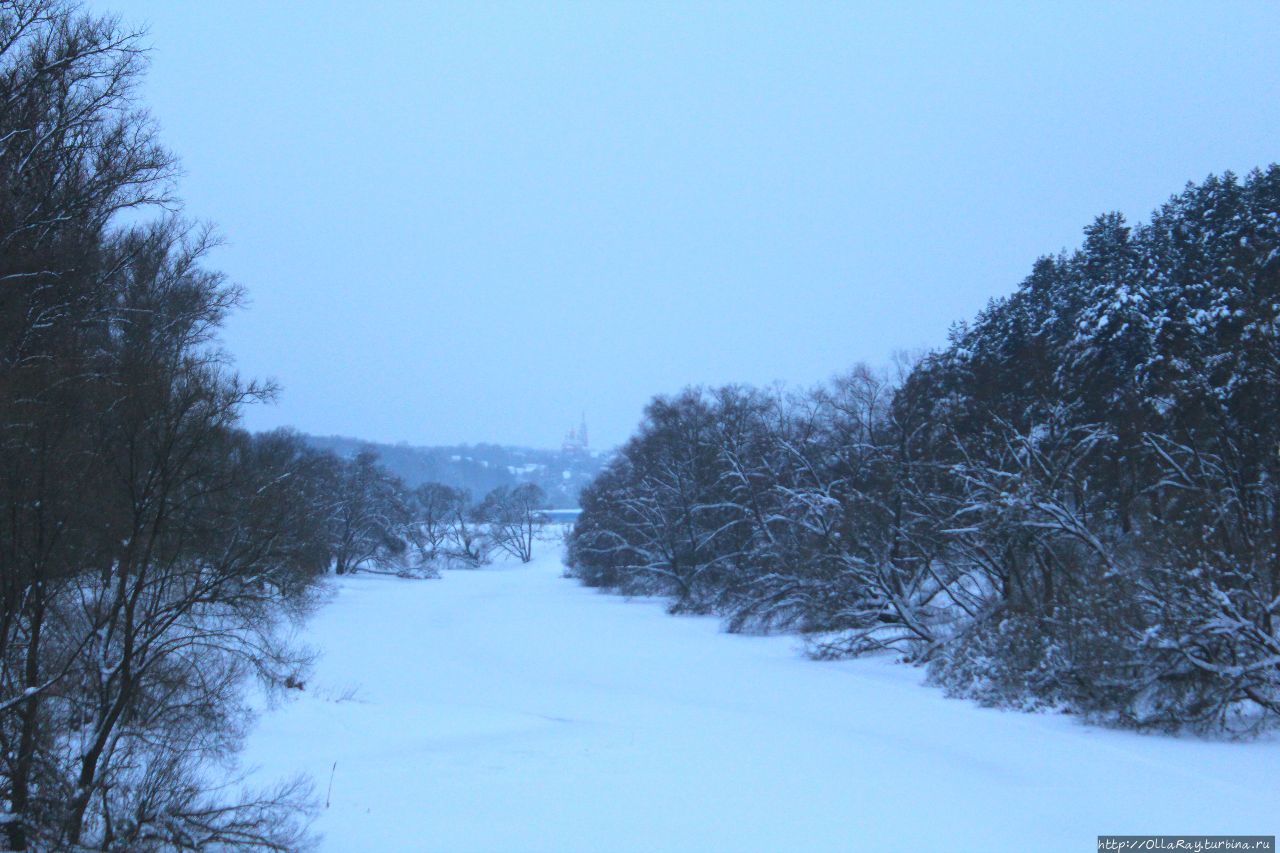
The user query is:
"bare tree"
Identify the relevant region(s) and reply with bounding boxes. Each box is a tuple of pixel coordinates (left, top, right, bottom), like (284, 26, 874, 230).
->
(408, 482, 466, 565)
(480, 483, 548, 563)
(444, 493, 492, 568)
(0, 5, 331, 845)
(329, 450, 413, 575)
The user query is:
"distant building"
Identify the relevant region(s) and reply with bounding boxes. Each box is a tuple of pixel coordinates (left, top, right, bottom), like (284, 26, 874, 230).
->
(562, 414, 589, 454)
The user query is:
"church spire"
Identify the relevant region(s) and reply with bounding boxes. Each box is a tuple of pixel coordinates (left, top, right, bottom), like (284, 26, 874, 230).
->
(562, 414, 589, 454)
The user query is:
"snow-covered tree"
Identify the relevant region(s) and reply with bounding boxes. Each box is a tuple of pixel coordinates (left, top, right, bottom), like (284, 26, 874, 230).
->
(568, 166, 1280, 734)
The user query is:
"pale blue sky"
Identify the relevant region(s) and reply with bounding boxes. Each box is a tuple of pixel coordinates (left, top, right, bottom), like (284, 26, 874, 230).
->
(105, 1, 1280, 449)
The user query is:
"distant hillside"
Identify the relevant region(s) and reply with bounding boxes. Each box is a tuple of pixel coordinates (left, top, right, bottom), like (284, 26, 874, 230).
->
(302, 435, 610, 508)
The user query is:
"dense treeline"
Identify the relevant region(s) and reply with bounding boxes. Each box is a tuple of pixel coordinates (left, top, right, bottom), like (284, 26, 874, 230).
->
(568, 166, 1280, 734)
(0, 2, 552, 847)
(0, 2, 319, 846)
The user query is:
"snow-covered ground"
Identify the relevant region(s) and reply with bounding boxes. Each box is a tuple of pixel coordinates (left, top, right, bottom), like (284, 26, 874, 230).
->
(243, 548, 1279, 852)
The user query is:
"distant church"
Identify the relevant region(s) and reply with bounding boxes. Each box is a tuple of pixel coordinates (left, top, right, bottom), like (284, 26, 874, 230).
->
(562, 414, 589, 454)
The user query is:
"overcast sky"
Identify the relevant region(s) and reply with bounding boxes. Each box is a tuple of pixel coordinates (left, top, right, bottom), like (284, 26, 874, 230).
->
(105, 0, 1280, 450)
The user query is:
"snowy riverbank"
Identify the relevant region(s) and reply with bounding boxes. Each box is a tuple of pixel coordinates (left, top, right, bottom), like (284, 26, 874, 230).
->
(242, 552, 1280, 852)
